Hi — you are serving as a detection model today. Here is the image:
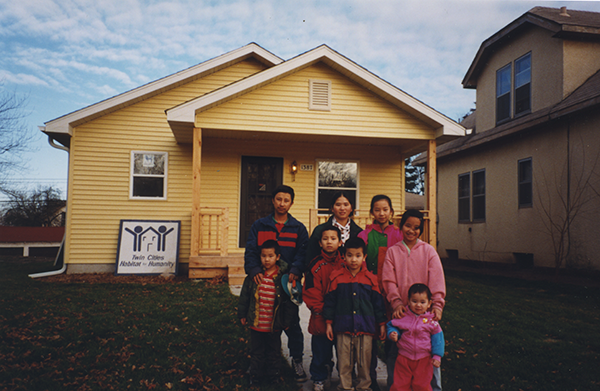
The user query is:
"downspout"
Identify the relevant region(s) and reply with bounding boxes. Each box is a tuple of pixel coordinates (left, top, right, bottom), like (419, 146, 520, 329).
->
(29, 132, 69, 278)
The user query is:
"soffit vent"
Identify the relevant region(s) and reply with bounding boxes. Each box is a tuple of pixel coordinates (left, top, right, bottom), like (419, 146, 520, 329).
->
(309, 79, 332, 111)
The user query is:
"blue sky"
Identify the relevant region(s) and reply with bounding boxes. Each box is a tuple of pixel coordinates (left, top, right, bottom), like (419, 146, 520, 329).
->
(2, 0, 600, 200)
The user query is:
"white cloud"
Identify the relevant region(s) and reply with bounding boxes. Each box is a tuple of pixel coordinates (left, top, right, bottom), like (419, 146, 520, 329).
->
(0, 69, 49, 86)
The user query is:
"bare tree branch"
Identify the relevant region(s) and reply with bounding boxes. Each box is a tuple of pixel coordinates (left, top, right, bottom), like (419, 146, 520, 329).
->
(0, 83, 36, 192)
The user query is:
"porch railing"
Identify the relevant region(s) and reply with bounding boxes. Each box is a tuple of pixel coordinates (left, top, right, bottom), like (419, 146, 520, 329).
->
(309, 209, 431, 244)
(192, 207, 229, 256)
(191, 207, 431, 257)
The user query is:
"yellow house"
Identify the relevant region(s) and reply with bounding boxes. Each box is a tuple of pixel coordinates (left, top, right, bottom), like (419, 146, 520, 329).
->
(41, 43, 464, 277)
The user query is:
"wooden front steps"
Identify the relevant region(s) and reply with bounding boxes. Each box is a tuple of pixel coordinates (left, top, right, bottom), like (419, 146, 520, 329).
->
(188, 255, 245, 285)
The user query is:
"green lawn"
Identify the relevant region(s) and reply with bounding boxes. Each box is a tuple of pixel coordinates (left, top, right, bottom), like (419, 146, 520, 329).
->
(1, 260, 599, 390)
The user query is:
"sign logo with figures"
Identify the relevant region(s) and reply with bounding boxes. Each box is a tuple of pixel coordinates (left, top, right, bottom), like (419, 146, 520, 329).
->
(116, 220, 181, 275)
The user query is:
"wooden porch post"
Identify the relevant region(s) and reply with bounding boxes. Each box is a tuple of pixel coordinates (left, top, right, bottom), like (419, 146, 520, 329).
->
(427, 139, 437, 249)
(190, 127, 202, 257)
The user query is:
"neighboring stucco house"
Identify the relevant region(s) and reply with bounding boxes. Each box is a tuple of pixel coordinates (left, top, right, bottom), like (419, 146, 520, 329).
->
(424, 7, 600, 271)
(41, 43, 464, 276)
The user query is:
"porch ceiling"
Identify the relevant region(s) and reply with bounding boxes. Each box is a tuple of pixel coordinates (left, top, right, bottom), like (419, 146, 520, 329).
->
(199, 128, 430, 156)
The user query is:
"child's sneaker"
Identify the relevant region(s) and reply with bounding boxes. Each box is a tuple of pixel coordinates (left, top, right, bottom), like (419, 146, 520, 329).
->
(313, 380, 326, 391)
(293, 359, 307, 382)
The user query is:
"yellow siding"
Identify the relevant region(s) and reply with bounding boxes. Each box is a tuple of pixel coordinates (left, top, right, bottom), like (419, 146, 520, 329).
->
(65, 59, 267, 265)
(196, 62, 434, 140)
(200, 137, 404, 248)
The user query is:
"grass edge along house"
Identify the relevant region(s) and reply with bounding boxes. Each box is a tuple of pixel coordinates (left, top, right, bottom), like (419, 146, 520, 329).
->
(40, 43, 464, 279)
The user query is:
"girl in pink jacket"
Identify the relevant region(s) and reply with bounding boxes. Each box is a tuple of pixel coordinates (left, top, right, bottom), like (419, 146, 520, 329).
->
(382, 209, 446, 391)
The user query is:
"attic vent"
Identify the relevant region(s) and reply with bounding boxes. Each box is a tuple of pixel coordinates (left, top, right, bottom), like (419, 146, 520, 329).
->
(309, 79, 331, 111)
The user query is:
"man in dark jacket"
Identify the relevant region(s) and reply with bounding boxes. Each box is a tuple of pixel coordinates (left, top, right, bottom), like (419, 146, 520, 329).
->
(244, 185, 309, 382)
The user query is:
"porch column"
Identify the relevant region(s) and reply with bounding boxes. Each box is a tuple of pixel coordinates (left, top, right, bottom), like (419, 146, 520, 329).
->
(427, 139, 437, 249)
(190, 127, 202, 257)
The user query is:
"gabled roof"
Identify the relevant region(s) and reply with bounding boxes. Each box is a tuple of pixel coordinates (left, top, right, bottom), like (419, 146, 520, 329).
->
(41, 43, 283, 144)
(166, 44, 464, 141)
(463, 6, 600, 88)
(430, 68, 600, 161)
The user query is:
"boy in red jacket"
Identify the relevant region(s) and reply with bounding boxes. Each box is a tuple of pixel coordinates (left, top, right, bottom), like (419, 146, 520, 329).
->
(303, 226, 344, 391)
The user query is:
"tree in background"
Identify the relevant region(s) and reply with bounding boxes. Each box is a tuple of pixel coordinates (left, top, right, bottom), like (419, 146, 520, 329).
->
(0, 84, 35, 192)
(1, 187, 65, 227)
(537, 133, 600, 274)
(405, 155, 425, 195)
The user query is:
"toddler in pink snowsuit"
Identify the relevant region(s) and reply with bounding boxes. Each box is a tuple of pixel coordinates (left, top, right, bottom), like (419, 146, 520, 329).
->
(387, 284, 444, 391)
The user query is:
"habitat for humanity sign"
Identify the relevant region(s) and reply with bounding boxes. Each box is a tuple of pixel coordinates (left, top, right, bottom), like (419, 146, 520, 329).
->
(115, 220, 181, 275)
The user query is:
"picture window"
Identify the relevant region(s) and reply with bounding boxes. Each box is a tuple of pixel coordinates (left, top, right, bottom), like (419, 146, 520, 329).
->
(316, 161, 358, 213)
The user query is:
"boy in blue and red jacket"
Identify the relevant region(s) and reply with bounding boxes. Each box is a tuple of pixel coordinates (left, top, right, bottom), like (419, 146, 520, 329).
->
(244, 185, 309, 381)
(324, 237, 387, 391)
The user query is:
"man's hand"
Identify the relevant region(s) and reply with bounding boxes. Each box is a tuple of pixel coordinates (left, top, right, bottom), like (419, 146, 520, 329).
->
(253, 273, 264, 285)
(240, 318, 247, 326)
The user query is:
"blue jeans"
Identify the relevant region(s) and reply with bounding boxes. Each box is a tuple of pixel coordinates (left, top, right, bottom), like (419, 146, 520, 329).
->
(310, 334, 335, 381)
(284, 315, 304, 361)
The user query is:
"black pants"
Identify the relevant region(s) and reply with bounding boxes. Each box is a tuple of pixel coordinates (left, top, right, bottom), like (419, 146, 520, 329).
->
(250, 328, 282, 380)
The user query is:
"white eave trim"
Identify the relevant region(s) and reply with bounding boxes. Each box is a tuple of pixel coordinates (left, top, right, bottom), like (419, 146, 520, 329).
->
(43, 43, 283, 136)
(167, 44, 465, 138)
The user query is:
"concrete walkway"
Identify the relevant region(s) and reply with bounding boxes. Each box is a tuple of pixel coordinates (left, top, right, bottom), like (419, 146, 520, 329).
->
(231, 285, 388, 390)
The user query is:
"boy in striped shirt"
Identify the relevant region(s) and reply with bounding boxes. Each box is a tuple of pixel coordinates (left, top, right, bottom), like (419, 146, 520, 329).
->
(238, 240, 297, 385)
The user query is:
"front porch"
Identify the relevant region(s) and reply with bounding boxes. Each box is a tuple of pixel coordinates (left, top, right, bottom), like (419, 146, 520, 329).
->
(188, 206, 433, 283)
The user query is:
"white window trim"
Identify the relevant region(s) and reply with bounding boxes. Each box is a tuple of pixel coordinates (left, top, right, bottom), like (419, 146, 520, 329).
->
(309, 79, 332, 111)
(315, 159, 360, 213)
(130, 151, 168, 200)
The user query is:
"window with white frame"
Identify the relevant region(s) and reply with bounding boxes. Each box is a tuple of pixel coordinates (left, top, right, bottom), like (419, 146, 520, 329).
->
(130, 151, 167, 199)
(317, 161, 358, 212)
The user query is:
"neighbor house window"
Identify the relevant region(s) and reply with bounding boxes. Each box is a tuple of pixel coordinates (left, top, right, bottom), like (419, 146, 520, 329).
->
(130, 151, 167, 199)
(514, 53, 531, 116)
(458, 173, 470, 222)
(317, 161, 358, 213)
(459, 169, 485, 222)
(496, 64, 511, 124)
(518, 158, 532, 208)
(472, 169, 486, 221)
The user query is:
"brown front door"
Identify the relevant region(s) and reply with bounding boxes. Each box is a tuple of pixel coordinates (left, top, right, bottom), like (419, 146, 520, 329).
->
(239, 156, 283, 247)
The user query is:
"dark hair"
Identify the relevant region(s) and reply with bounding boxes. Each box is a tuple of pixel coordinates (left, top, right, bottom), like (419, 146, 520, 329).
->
(329, 191, 355, 217)
(320, 225, 341, 241)
(399, 209, 424, 236)
(343, 236, 366, 253)
(272, 185, 295, 202)
(369, 194, 394, 218)
(260, 239, 281, 256)
(408, 283, 432, 300)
